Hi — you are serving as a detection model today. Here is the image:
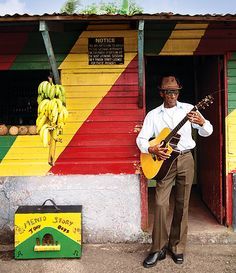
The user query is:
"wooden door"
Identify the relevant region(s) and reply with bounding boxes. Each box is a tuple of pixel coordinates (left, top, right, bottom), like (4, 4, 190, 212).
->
(196, 56, 224, 224)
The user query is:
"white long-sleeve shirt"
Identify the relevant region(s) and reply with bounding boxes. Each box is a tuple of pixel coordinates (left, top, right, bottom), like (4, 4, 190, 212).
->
(136, 101, 213, 154)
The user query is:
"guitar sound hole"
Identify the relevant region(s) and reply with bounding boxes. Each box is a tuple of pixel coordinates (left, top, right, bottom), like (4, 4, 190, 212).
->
(151, 154, 157, 161)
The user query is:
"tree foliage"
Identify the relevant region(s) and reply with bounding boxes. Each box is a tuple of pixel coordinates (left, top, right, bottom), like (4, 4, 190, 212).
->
(60, 0, 143, 15)
(60, 0, 81, 14)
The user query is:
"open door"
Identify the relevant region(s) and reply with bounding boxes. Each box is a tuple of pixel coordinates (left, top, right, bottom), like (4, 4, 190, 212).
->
(196, 56, 224, 224)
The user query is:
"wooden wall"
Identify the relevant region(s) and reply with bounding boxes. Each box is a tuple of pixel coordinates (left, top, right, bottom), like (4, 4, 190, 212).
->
(226, 52, 236, 174)
(50, 25, 142, 175)
(0, 23, 142, 176)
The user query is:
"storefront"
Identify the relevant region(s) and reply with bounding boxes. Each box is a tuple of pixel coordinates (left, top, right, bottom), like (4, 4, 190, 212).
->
(0, 13, 236, 242)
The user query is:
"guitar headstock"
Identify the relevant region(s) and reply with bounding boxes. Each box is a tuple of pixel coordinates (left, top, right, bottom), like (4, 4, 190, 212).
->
(196, 95, 214, 110)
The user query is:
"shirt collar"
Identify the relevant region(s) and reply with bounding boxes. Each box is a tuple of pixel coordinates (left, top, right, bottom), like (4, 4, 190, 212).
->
(158, 101, 183, 113)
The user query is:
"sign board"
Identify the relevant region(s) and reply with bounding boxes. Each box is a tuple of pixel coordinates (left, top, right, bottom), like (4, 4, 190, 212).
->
(88, 37, 124, 65)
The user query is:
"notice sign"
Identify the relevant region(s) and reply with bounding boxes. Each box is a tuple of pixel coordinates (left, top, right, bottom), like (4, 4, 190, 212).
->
(88, 37, 124, 65)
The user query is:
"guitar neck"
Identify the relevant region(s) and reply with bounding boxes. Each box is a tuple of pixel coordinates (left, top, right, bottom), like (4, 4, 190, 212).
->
(164, 105, 197, 143)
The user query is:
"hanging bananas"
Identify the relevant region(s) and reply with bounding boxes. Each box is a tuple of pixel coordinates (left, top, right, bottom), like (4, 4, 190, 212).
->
(36, 80, 68, 147)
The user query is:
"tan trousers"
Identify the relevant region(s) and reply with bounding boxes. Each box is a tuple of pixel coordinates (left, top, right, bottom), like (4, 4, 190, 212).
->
(151, 152, 194, 254)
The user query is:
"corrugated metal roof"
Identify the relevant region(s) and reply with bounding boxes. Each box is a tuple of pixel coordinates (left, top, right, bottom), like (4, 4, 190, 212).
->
(0, 12, 236, 22)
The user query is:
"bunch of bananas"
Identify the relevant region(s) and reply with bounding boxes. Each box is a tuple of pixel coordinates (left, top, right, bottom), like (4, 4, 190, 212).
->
(37, 81, 66, 105)
(36, 80, 68, 147)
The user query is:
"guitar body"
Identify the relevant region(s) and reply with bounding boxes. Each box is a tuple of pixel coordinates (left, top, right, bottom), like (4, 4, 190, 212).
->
(140, 128, 180, 180)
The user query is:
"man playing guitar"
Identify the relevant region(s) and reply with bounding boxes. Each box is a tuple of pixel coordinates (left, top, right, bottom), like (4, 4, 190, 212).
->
(136, 76, 213, 268)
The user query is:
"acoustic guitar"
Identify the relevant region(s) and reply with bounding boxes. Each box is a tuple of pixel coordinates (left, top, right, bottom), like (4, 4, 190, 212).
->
(140, 95, 214, 180)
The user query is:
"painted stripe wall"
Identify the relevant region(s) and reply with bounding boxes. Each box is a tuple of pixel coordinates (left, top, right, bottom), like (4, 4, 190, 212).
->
(0, 24, 141, 176)
(50, 25, 141, 174)
(144, 22, 236, 55)
(226, 52, 236, 174)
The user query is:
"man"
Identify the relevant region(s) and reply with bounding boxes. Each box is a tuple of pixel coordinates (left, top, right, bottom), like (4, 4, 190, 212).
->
(136, 76, 213, 268)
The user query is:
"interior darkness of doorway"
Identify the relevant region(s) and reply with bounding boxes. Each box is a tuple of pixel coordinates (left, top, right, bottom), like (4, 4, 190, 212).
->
(145, 55, 225, 225)
(145, 56, 196, 113)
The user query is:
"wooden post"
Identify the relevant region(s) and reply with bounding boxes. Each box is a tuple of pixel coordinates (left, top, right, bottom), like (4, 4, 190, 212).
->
(138, 20, 145, 109)
(140, 172, 149, 231)
(39, 21, 61, 85)
(40, 21, 61, 166)
(232, 173, 236, 231)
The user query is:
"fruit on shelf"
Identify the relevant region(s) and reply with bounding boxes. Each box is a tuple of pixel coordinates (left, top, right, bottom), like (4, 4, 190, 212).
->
(9, 126, 19, 136)
(0, 124, 8, 136)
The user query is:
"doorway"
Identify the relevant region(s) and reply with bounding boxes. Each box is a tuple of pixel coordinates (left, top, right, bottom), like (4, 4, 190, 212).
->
(145, 55, 226, 227)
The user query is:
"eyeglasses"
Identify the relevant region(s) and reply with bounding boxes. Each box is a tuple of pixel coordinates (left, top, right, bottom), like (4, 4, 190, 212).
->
(163, 90, 179, 95)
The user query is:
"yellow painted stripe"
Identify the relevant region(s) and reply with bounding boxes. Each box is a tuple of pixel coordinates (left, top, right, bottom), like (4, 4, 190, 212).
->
(15, 212, 81, 247)
(159, 23, 208, 55)
(226, 109, 236, 174)
(0, 28, 137, 176)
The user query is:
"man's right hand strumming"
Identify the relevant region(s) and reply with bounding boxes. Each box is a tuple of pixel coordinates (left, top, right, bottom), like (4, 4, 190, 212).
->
(148, 144, 170, 160)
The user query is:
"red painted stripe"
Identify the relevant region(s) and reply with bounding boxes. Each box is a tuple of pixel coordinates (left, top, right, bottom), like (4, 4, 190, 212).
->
(51, 160, 140, 175)
(0, 32, 28, 69)
(58, 146, 139, 159)
(195, 23, 236, 54)
(50, 56, 140, 175)
(64, 133, 138, 146)
(70, 121, 140, 133)
(226, 173, 233, 226)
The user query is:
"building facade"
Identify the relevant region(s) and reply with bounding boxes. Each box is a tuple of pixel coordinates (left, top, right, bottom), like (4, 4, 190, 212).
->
(0, 13, 236, 241)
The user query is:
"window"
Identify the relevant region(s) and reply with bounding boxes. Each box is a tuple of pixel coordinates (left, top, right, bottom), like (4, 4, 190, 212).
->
(0, 70, 50, 134)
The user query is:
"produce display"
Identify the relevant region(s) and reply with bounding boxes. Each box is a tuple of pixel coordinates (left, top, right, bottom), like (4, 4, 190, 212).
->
(36, 80, 68, 147)
(0, 124, 8, 135)
(18, 126, 28, 135)
(9, 126, 19, 136)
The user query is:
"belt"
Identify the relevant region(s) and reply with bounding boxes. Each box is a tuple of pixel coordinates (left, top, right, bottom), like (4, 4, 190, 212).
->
(179, 149, 191, 155)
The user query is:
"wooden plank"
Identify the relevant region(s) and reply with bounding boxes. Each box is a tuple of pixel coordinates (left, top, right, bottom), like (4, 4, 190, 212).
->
(227, 68, 236, 76)
(65, 85, 138, 93)
(228, 77, 236, 84)
(227, 92, 236, 101)
(138, 20, 144, 108)
(89, 109, 143, 116)
(227, 61, 236, 69)
(0, 54, 66, 63)
(69, 112, 142, 122)
(50, 160, 139, 175)
(65, 133, 139, 146)
(40, 147, 139, 160)
(63, 121, 141, 133)
(67, 102, 139, 110)
(62, 74, 138, 86)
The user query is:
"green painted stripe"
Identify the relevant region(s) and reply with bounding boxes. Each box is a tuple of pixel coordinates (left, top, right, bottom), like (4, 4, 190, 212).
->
(227, 52, 236, 114)
(228, 92, 236, 101)
(144, 22, 177, 55)
(227, 61, 236, 69)
(15, 227, 81, 259)
(0, 136, 17, 160)
(227, 68, 236, 77)
(11, 31, 81, 70)
(228, 77, 236, 85)
(229, 52, 236, 60)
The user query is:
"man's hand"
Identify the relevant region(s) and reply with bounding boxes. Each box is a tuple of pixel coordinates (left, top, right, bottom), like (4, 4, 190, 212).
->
(187, 111, 205, 126)
(148, 144, 170, 160)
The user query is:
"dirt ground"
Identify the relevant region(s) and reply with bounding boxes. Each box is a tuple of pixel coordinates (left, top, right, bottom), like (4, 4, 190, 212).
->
(1, 243, 236, 273)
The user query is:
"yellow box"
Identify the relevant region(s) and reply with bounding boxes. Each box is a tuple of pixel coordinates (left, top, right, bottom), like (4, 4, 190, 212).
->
(14, 199, 82, 259)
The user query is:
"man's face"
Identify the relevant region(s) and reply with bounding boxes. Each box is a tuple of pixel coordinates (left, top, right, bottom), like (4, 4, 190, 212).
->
(160, 90, 179, 108)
